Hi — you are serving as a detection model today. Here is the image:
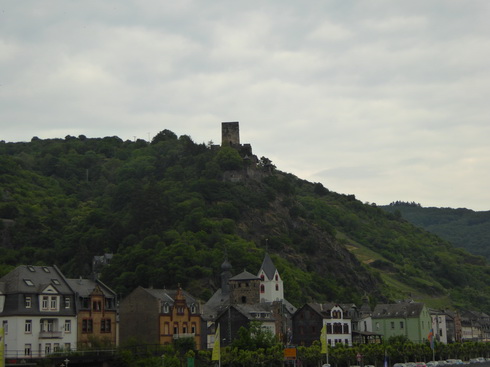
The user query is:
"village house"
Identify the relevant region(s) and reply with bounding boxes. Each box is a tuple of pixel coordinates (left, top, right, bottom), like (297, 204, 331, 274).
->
(66, 277, 118, 348)
(372, 301, 432, 343)
(119, 286, 203, 349)
(0, 265, 78, 358)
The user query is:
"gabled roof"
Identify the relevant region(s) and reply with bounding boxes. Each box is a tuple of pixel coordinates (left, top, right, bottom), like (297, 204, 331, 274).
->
(229, 270, 259, 281)
(202, 288, 230, 321)
(302, 302, 346, 318)
(66, 278, 116, 298)
(140, 287, 198, 306)
(217, 302, 276, 322)
(372, 302, 425, 319)
(259, 253, 277, 280)
(0, 265, 72, 294)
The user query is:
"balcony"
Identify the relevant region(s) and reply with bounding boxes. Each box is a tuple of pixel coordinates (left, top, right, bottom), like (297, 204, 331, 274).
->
(172, 333, 195, 339)
(39, 331, 63, 339)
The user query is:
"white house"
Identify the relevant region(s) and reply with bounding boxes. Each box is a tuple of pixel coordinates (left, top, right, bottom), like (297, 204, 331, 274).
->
(0, 265, 77, 358)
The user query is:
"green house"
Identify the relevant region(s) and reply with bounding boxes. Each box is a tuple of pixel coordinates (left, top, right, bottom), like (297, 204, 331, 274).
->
(372, 301, 432, 343)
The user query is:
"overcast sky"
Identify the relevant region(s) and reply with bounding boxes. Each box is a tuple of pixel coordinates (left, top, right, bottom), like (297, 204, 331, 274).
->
(1, 1, 489, 211)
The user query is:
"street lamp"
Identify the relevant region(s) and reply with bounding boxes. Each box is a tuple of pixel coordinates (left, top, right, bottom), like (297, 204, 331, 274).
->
(64, 358, 70, 367)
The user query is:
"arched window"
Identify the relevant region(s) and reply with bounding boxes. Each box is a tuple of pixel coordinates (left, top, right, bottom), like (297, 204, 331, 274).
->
(275, 274, 278, 281)
(275, 284, 279, 291)
(260, 274, 265, 281)
(260, 285, 265, 293)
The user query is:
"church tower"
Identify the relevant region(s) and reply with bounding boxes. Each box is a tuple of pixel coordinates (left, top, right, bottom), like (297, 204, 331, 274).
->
(257, 253, 284, 302)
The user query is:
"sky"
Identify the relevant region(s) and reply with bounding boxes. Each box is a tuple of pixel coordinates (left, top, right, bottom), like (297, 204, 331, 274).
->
(1, 1, 489, 211)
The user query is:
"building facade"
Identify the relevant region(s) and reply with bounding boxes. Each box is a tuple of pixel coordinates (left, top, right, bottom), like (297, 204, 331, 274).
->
(372, 301, 432, 343)
(119, 286, 203, 349)
(0, 265, 77, 358)
(67, 277, 118, 348)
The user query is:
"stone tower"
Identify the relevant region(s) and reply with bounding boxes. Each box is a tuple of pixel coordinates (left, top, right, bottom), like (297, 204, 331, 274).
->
(221, 121, 240, 146)
(229, 270, 260, 305)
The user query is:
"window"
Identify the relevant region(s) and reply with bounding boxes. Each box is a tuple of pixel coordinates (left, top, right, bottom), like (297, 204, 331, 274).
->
(42, 267, 50, 273)
(101, 319, 111, 333)
(52, 279, 60, 285)
(163, 303, 170, 313)
(275, 274, 278, 281)
(343, 323, 349, 334)
(54, 343, 60, 352)
(64, 343, 71, 351)
(190, 304, 196, 313)
(24, 279, 34, 287)
(82, 298, 90, 308)
(92, 300, 102, 311)
(391, 322, 395, 329)
(25, 320, 32, 333)
(45, 343, 51, 355)
(400, 321, 404, 329)
(260, 285, 265, 293)
(65, 320, 71, 333)
(24, 344, 32, 356)
(275, 284, 279, 291)
(241, 296, 247, 303)
(25, 296, 32, 308)
(191, 323, 196, 334)
(260, 274, 265, 280)
(64, 297, 70, 308)
(183, 323, 188, 334)
(50, 296, 57, 309)
(27, 265, 35, 272)
(2, 320, 7, 333)
(375, 322, 380, 330)
(173, 324, 178, 334)
(82, 319, 93, 333)
(42, 296, 49, 310)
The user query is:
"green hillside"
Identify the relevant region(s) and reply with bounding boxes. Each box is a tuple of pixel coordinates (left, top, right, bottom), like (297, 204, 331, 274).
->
(1, 132, 489, 312)
(381, 202, 490, 259)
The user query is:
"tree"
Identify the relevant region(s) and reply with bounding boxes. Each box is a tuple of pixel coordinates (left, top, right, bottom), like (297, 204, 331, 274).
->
(151, 129, 178, 144)
(231, 321, 279, 351)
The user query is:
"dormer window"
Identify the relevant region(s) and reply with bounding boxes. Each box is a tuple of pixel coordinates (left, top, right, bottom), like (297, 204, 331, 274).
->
(190, 304, 196, 313)
(163, 303, 170, 313)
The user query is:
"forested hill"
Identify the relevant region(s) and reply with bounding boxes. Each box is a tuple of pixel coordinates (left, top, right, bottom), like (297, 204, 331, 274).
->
(1, 131, 490, 312)
(380, 202, 490, 260)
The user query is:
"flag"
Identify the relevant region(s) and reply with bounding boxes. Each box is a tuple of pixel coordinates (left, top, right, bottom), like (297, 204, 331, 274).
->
(212, 324, 220, 361)
(428, 328, 434, 350)
(320, 324, 327, 354)
(0, 327, 4, 367)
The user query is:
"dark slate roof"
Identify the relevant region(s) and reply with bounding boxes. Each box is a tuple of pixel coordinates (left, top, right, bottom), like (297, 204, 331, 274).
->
(372, 302, 425, 319)
(229, 270, 259, 281)
(305, 302, 341, 317)
(141, 287, 198, 306)
(66, 278, 116, 298)
(0, 265, 72, 294)
(202, 288, 230, 321)
(259, 253, 277, 280)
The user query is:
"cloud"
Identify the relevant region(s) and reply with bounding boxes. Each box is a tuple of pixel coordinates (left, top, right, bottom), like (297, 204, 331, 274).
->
(1, 0, 490, 210)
